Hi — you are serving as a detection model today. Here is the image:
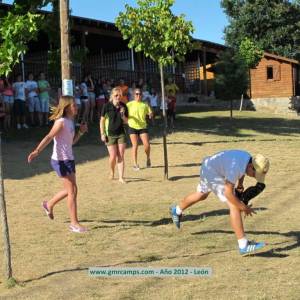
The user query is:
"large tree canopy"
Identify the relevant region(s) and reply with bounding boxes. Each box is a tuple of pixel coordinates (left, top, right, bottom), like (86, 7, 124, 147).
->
(221, 0, 300, 60)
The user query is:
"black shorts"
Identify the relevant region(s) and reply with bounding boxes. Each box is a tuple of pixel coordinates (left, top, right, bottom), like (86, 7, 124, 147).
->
(167, 109, 175, 118)
(14, 99, 26, 117)
(128, 127, 148, 135)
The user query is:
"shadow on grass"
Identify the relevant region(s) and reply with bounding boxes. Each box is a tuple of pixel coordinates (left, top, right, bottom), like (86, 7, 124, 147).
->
(191, 229, 300, 258)
(86, 208, 267, 228)
(3, 110, 300, 179)
(169, 174, 199, 181)
(21, 248, 233, 285)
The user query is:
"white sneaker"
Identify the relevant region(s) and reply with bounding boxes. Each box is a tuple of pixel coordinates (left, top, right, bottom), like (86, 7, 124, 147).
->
(23, 123, 29, 129)
(17, 124, 21, 130)
(133, 165, 140, 171)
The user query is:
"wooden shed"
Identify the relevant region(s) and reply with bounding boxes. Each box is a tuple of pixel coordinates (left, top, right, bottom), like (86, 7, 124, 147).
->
(250, 52, 300, 99)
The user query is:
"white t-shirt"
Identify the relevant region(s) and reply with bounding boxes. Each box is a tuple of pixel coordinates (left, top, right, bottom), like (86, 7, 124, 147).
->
(204, 150, 251, 184)
(150, 94, 158, 107)
(142, 91, 151, 103)
(25, 80, 38, 98)
(13, 82, 26, 101)
(80, 82, 88, 97)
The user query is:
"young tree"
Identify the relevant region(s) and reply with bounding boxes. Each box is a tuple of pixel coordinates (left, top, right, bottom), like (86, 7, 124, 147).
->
(238, 37, 263, 104)
(214, 49, 249, 117)
(116, 0, 194, 179)
(221, 0, 300, 60)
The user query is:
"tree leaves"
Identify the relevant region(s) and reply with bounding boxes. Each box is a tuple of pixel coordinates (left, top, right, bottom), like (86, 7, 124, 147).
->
(215, 49, 249, 100)
(0, 11, 41, 76)
(115, 0, 194, 67)
(221, 0, 300, 60)
(239, 37, 263, 68)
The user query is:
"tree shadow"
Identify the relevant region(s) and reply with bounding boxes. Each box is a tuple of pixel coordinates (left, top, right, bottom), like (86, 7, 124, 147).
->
(87, 208, 267, 228)
(169, 174, 200, 181)
(191, 229, 300, 258)
(3, 110, 300, 180)
(20, 245, 232, 285)
(168, 115, 300, 137)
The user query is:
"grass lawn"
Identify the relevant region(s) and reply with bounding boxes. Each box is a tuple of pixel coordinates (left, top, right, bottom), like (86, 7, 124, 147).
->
(0, 109, 300, 299)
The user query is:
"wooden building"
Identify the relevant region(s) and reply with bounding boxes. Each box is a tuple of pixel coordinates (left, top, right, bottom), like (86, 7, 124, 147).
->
(0, 3, 225, 95)
(250, 52, 300, 98)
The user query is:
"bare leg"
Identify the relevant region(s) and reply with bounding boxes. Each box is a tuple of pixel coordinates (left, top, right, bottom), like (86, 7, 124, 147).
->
(179, 191, 210, 211)
(116, 143, 126, 183)
(62, 173, 83, 227)
(107, 144, 117, 179)
(47, 189, 68, 214)
(139, 132, 150, 161)
(89, 99, 95, 122)
(129, 133, 139, 166)
(30, 112, 34, 125)
(38, 112, 43, 126)
(82, 101, 90, 123)
(226, 201, 245, 240)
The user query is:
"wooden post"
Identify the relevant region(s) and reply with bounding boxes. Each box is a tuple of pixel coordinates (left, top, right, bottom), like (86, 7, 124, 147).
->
(202, 47, 208, 96)
(20, 53, 25, 82)
(131, 48, 135, 72)
(160, 64, 168, 180)
(60, 0, 71, 91)
(0, 134, 13, 280)
(197, 51, 202, 95)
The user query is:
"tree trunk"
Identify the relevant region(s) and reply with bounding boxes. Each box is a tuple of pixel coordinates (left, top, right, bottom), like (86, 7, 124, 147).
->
(0, 134, 13, 280)
(159, 64, 168, 180)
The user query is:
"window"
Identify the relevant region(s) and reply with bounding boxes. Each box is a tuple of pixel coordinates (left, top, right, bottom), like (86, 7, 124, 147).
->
(267, 66, 273, 80)
(266, 64, 281, 81)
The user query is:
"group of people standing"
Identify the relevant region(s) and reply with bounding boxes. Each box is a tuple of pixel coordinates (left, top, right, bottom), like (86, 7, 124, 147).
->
(74, 76, 179, 129)
(0, 72, 51, 130)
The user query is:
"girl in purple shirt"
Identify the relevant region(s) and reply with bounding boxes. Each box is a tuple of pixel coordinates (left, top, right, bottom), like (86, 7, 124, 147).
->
(28, 96, 88, 233)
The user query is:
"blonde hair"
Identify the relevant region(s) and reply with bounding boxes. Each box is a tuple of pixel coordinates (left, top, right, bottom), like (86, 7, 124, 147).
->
(49, 96, 74, 121)
(109, 87, 123, 102)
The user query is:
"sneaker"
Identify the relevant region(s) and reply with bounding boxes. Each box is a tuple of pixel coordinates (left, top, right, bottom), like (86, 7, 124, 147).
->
(42, 201, 54, 220)
(133, 165, 140, 171)
(23, 123, 29, 129)
(69, 224, 88, 233)
(169, 205, 182, 229)
(146, 158, 151, 168)
(17, 123, 21, 130)
(239, 240, 265, 256)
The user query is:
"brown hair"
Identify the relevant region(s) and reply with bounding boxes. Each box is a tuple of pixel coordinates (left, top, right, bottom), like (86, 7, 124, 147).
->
(49, 96, 74, 121)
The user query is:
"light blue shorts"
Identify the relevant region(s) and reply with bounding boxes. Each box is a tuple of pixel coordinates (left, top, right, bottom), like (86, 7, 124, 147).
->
(3, 95, 14, 104)
(28, 96, 41, 113)
(40, 98, 49, 113)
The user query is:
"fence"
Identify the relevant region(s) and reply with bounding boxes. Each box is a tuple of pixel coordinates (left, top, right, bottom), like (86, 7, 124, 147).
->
(11, 50, 205, 93)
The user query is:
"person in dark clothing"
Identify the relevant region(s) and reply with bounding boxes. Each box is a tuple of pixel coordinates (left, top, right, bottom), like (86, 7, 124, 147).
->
(99, 87, 128, 183)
